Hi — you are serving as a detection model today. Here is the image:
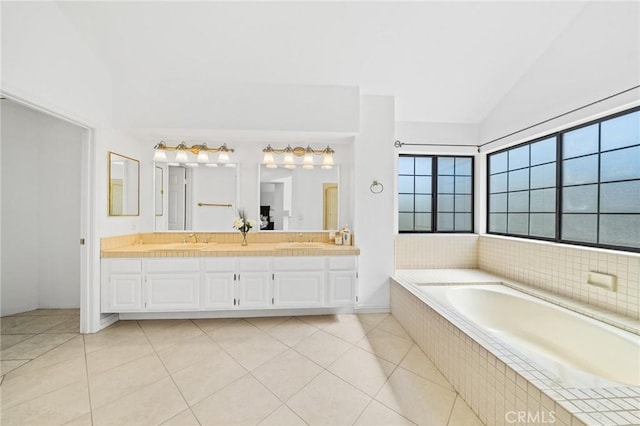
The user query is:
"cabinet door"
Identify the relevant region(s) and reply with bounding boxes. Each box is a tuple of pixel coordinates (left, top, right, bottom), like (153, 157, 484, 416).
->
(238, 272, 271, 308)
(105, 274, 142, 312)
(274, 271, 324, 307)
(328, 271, 356, 306)
(147, 273, 200, 311)
(203, 272, 235, 308)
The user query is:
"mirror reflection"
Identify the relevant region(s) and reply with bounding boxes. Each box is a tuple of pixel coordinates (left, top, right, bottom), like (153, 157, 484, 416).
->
(108, 152, 139, 216)
(259, 165, 339, 231)
(155, 166, 163, 216)
(155, 163, 238, 231)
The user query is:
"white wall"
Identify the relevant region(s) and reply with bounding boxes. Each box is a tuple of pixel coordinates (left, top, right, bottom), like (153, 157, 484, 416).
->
(1, 101, 83, 315)
(353, 95, 395, 309)
(480, 1, 640, 149)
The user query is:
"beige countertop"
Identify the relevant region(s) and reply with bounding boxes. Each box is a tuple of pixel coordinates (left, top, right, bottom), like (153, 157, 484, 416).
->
(101, 242, 360, 258)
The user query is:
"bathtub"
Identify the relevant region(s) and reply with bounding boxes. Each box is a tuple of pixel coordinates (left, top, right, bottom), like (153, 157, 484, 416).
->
(418, 284, 640, 388)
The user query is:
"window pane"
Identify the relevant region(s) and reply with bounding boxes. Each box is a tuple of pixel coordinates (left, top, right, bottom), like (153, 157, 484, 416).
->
(507, 213, 528, 235)
(530, 188, 556, 212)
(490, 173, 508, 193)
(438, 213, 454, 231)
(601, 110, 640, 151)
(415, 176, 432, 193)
(398, 176, 414, 193)
(454, 213, 472, 231)
(438, 157, 455, 175)
(508, 192, 529, 212)
(600, 146, 640, 182)
(455, 176, 472, 194)
(562, 184, 598, 213)
(489, 213, 507, 233)
(415, 213, 431, 231)
(508, 169, 529, 191)
(399, 213, 414, 231)
(509, 146, 529, 170)
(490, 193, 507, 212)
(398, 194, 413, 211)
(600, 181, 640, 213)
(530, 163, 556, 189)
(398, 156, 414, 175)
(563, 124, 599, 159)
(562, 214, 597, 243)
(455, 195, 472, 212)
(415, 157, 432, 175)
(490, 152, 508, 174)
(438, 194, 453, 211)
(600, 215, 640, 248)
(415, 195, 431, 212)
(530, 138, 556, 166)
(563, 155, 598, 185)
(438, 176, 454, 193)
(530, 213, 555, 238)
(455, 157, 472, 175)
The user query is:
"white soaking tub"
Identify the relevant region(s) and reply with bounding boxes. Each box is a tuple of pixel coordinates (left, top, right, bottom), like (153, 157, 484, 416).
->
(418, 284, 640, 388)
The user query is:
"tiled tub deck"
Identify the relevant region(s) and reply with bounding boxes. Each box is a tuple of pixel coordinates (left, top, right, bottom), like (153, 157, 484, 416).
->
(391, 270, 640, 426)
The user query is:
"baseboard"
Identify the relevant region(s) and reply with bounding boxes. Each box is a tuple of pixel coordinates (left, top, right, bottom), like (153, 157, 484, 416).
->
(354, 305, 391, 314)
(117, 306, 356, 320)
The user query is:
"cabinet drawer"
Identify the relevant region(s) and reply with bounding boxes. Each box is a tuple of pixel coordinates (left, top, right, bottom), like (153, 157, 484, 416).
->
(237, 257, 270, 271)
(203, 258, 235, 272)
(145, 258, 200, 273)
(273, 257, 324, 271)
(104, 259, 142, 274)
(328, 256, 356, 271)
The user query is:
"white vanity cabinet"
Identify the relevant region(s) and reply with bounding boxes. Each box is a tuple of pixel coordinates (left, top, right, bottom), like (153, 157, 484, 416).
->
(327, 256, 358, 306)
(273, 257, 325, 307)
(101, 255, 358, 314)
(101, 259, 143, 312)
(145, 259, 201, 311)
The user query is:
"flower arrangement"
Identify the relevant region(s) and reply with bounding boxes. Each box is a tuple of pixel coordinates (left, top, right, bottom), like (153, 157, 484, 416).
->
(233, 209, 255, 246)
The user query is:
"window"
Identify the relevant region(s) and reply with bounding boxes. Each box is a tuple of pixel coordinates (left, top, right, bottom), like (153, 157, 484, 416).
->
(487, 107, 640, 251)
(399, 155, 474, 233)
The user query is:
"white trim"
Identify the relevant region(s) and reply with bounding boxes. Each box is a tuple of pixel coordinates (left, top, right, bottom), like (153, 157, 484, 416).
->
(354, 305, 391, 314)
(118, 307, 356, 320)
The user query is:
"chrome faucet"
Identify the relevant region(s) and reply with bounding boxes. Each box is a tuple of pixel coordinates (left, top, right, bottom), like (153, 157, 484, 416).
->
(188, 233, 198, 243)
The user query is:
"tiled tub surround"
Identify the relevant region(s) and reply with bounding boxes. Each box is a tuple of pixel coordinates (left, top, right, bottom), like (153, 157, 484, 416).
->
(101, 232, 358, 258)
(391, 270, 640, 426)
(395, 234, 479, 269)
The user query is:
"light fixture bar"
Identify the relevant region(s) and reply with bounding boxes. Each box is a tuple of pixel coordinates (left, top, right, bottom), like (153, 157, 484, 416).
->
(154, 141, 235, 163)
(261, 144, 336, 169)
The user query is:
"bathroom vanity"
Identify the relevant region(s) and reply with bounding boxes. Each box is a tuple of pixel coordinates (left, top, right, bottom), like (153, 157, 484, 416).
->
(100, 235, 359, 317)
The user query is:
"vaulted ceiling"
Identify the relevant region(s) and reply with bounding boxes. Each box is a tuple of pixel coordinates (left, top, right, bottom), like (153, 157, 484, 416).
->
(57, 1, 588, 125)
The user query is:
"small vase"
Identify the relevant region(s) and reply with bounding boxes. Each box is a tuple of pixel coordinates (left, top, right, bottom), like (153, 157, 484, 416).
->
(241, 232, 248, 246)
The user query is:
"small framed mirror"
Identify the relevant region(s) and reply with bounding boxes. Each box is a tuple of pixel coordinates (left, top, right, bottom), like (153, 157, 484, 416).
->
(108, 152, 140, 216)
(155, 166, 163, 216)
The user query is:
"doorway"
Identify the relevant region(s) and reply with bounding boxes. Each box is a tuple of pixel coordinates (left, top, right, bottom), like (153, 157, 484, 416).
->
(323, 183, 338, 230)
(1, 98, 87, 331)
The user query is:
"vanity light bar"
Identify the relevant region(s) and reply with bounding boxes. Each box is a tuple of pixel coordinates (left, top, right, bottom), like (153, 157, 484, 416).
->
(262, 144, 334, 169)
(153, 141, 234, 165)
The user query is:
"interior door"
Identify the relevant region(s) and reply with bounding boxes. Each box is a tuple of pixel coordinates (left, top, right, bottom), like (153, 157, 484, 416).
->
(323, 183, 338, 230)
(168, 166, 186, 230)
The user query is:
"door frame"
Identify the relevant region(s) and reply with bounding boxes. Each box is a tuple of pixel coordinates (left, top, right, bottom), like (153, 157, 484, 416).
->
(1, 91, 97, 333)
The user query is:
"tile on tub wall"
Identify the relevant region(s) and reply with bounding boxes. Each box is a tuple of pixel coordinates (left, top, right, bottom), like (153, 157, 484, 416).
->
(394, 234, 479, 269)
(478, 235, 640, 319)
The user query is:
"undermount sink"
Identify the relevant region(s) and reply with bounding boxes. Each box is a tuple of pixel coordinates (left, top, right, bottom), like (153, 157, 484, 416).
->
(276, 242, 325, 249)
(155, 243, 213, 250)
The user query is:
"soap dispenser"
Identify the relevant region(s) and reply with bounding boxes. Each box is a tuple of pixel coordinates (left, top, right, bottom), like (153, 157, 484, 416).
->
(342, 225, 351, 246)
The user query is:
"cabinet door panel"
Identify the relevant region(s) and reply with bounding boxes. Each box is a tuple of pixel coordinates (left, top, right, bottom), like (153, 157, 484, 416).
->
(274, 271, 324, 307)
(106, 275, 142, 312)
(328, 271, 355, 306)
(239, 272, 271, 308)
(203, 273, 235, 308)
(147, 273, 200, 310)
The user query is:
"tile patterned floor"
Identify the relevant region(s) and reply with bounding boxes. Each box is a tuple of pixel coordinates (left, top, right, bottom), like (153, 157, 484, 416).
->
(1, 310, 484, 425)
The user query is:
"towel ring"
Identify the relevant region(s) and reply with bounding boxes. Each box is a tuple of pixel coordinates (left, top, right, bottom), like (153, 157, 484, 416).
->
(370, 180, 384, 194)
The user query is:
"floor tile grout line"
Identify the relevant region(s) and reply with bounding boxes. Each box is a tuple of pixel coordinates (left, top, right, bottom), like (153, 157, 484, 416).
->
(1, 335, 80, 380)
(81, 334, 95, 426)
(137, 319, 202, 426)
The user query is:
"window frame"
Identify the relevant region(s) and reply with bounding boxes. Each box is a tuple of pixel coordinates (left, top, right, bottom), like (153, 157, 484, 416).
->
(398, 154, 475, 234)
(486, 106, 640, 253)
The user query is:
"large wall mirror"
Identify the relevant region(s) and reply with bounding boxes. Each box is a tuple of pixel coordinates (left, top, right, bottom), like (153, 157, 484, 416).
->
(259, 165, 340, 231)
(154, 163, 238, 231)
(108, 152, 139, 216)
